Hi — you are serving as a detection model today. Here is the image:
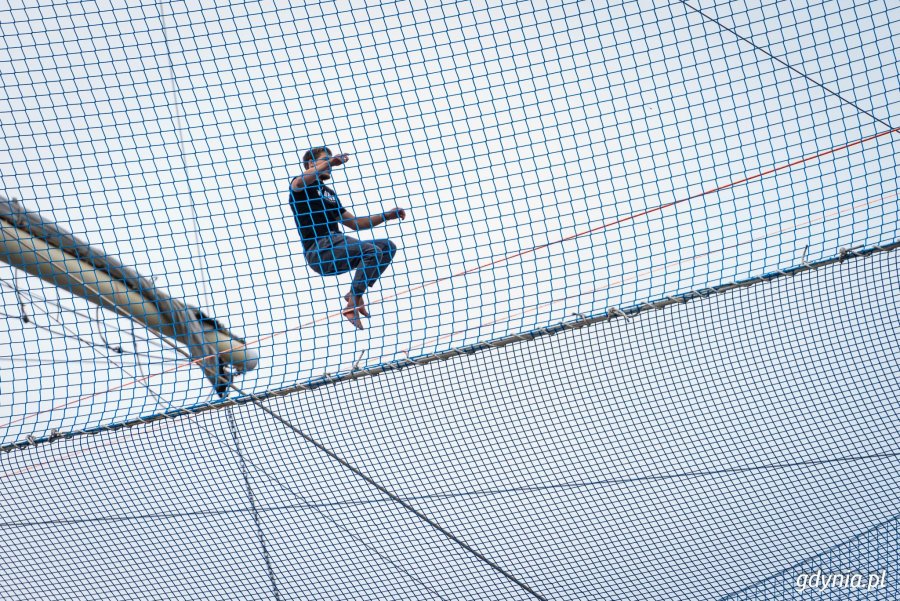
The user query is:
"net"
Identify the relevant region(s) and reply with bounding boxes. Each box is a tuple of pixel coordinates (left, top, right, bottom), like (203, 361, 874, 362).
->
(2, 248, 899, 599)
(1, 0, 899, 598)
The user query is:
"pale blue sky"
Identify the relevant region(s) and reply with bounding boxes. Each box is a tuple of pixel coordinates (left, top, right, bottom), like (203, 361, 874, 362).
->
(1, 0, 897, 448)
(1, 2, 900, 599)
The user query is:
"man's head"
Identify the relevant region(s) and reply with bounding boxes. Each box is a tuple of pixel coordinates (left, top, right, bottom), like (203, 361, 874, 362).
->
(303, 146, 332, 181)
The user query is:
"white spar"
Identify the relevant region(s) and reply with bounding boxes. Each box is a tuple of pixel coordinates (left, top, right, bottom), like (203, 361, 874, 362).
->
(0, 196, 258, 390)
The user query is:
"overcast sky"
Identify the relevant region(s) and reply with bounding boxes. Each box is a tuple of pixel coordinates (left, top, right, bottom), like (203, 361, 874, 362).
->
(2, 1, 900, 600)
(1, 0, 897, 443)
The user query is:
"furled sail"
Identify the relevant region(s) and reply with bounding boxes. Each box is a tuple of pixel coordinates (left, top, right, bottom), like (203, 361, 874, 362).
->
(0, 196, 257, 396)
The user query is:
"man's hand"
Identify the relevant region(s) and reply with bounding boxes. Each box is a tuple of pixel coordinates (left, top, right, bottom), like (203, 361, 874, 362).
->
(330, 153, 350, 166)
(314, 152, 350, 172)
(300, 152, 350, 186)
(386, 207, 407, 221)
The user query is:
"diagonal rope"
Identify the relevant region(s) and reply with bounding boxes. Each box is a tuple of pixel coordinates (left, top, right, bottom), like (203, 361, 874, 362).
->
(225, 407, 283, 601)
(400, 189, 899, 354)
(200, 413, 455, 601)
(675, 0, 896, 131)
(244, 391, 549, 601)
(209, 407, 458, 601)
(4, 123, 898, 429)
(0, 282, 180, 365)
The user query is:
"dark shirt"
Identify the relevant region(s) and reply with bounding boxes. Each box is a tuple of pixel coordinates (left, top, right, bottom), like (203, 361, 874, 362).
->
(289, 179, 345, 250)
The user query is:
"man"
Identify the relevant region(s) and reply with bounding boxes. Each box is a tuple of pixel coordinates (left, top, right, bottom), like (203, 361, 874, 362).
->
(289, 147, 406, 329)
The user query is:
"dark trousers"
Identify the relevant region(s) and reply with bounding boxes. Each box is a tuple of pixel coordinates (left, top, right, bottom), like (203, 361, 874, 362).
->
(305, 233, 398, 298)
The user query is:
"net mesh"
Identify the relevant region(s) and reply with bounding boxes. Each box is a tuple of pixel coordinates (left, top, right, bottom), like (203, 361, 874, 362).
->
(1, 0, 899, 598)
(2, 248, 899, 599)
(726, 514, 899, 599)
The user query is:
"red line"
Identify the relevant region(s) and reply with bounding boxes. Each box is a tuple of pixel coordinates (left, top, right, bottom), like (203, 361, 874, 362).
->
(4, 125, 897, 431)
(8, 188, 896, 481)
(402, 187, 899, 355)
(422, 127, 900, 281)
(1, 417, 176, 481)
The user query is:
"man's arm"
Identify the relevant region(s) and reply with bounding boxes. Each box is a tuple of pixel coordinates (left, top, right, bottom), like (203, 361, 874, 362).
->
(292, 153, 351, 188)
(341, 207, 407, 231)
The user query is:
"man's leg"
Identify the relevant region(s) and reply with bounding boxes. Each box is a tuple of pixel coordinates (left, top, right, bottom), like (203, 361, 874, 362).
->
(305, 234, 358, 277)
(306, 234, 367, 329)
(343, 239, 398, 329)
(306, 235, 398, 329)
(372, 239, 398, 281)
(348, 238, 397, 297)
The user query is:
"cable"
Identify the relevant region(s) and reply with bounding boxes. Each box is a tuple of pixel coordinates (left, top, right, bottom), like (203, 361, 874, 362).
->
(225, 407, 283, 601)
(675, 0, 896, 131)
(16, 121, 898, 423)
(0, 277, 182, 356)
(246, 394, 549, 601)
(6, 449, 900, 522)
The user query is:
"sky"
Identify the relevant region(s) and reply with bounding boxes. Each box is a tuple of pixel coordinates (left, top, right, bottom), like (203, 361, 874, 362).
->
(1, 0, 900, 599)
(0, 0, 898, 459)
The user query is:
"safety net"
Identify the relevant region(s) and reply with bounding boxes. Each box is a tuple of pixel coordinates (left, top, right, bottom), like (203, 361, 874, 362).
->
(1, 0, 898, 599)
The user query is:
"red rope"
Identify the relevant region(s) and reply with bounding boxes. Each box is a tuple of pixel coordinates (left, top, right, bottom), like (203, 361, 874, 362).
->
(4, 125, 897, 430)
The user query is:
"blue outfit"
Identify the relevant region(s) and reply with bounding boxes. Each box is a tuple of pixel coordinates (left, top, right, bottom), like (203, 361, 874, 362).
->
(289, 178, 398, 298)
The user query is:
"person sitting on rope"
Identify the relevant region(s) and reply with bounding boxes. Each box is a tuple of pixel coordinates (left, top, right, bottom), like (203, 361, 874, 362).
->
(289, 147, 406, 329)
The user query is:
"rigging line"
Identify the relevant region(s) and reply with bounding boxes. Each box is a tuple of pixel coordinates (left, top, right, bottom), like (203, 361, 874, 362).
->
(0, 305, 178, 365)
(0, 239, 210, 430)
(40, 299, 173, 404)
(158, 0, 213, 310)
(7, 295, 113, 352)
(93, 304, 125, 363)
(85, 303, 175, 400)
(6, 449, 900, 522)
(0, 355, 178, 369)
(0, 280, 93, 320)
(675, 0, 896, 131)
(0, 316, 119, 356)
(125, 314, 192, 417)
(35, 304, 123, 360)
(10, 122, 899, 424)
(0, 279, 180, 354)
(225, 407, 283, 601)
(11, 271, 28, 322)
(143, 0, 211, 428)
(202, 412, 454, 601)
(130, 316, 179, 416)
(242, 390, 548, 601)
(402, 188, 900, 354)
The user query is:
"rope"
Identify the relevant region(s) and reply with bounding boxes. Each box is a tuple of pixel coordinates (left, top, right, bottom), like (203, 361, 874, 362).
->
(245, 393, 549, 601)
(225, 407, 283, 601)
(402, 189, 899, 355)
(9, 121, 897, 425)
(676, 0, 897, 131)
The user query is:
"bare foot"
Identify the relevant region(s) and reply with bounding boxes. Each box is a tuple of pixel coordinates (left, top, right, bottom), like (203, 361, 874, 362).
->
(342, 306, 364, 330)
(344, 294, 370, 317)
(342, 296, 366, 330)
